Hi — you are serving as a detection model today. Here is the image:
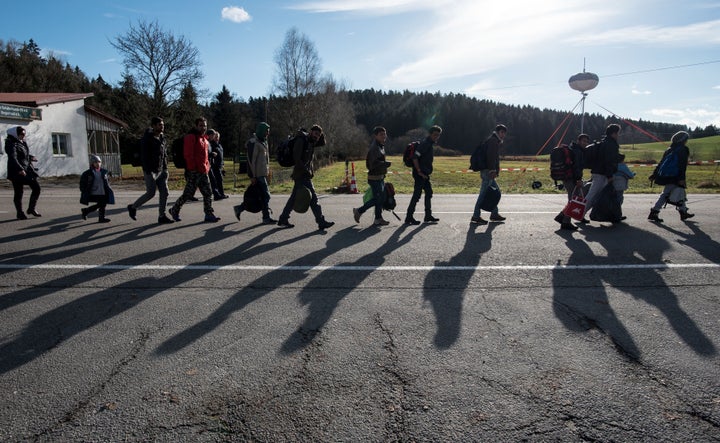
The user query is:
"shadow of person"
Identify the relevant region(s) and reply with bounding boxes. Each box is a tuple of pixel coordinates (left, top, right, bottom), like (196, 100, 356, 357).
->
(155, 227, 373, 356)
(655, 220, 720, 264)
(423, 223, 497, 350)
(280, 224, 424, 355)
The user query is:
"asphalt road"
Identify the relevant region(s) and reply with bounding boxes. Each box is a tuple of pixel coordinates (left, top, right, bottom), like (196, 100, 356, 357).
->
(1, 186, 719, 442)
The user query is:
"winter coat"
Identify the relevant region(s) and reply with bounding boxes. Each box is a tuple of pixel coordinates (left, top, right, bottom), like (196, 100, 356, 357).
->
(484, 132, 503, 175)
(413, 136, 435, 175)
(652, 142, 689, 184)
(139, 128, 167, 174)
(4, 134, 37, 180)
(247, 135, 269, 178)
(183, 129, 210, 174)
(366, 139, 388, 180)
(79, 167, 115, 205)
(590, 136, 619, 177)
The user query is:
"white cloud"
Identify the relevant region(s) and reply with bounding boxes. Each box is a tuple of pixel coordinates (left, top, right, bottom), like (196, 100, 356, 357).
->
(568, 19, 720, 46)
(632, 89, 652, 95)
(713, 85, 720, 90)
(649, 107, 720, 128)
(221, 6, 251, 23)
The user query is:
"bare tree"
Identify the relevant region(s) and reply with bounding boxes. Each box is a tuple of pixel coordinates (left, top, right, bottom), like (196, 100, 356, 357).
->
(273, 27, 322, 98)
(111, 19, 203, 115)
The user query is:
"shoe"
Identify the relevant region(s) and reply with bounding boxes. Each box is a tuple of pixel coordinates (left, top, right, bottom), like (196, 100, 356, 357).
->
(353, 208, 361, 223)
(405, 217, 421, 225)
(233, 205, 242, 221)
(579, 218, 590, 224)
(560, 222, 578, 231)
(318, 220, 335, 230)
(620, 216, 627, 221)
(424, 214, 439, 223)
(262, 217, 277, 224)
(81, 208, 88, 221)
(373, 218, 390, 226)
(648, 209, 663, 223)
(27, 209, 41, 217)
(17, 211, 28, 220)
(127, 204, 137, 220)
(169, 207, 181, 222)
(278, 218, 294, 228)
(680, 211, 695, 221)
(554, 212, 564, 224)
(204, 214, 221, 222)
(490, 214, 506, 222)
(98, 218, 111, 223)
(470, 216, 488, 225)
(158, 215, 174, 224)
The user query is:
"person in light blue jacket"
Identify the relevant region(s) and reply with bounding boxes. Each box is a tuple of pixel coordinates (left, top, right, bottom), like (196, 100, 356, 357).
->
(613, 153, 635, 208)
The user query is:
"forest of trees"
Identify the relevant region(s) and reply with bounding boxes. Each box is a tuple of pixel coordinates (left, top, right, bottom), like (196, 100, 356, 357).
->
(2, 32, 718, 166)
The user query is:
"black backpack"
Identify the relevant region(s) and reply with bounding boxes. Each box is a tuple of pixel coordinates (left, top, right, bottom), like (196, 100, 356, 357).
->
(583, 140, 603, 170)
(469, 140, 488, 171)
(383, 182, 401, 220)
(549, 144, 574, 180)
(276, 130, 308, 167)
(243, 182, 263, 213)
(171, 136, 186, 169)
(403, 141, 420, 167)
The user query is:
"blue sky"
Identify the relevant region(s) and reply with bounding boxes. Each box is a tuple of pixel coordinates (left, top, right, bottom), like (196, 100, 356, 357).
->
(3, 0, 720, 130)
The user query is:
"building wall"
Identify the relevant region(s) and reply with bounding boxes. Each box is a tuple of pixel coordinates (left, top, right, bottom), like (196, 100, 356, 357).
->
(1, 99, 90, 178)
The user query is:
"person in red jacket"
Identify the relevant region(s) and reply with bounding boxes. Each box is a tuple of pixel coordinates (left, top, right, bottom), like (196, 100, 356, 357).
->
(168, 117, 220, 222)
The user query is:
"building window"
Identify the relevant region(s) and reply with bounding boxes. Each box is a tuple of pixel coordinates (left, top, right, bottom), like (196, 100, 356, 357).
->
(51, 133, 71, 156)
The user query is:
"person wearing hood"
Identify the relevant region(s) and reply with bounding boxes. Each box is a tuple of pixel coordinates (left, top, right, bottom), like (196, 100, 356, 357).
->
(234, 122, 276, 223)
(648, 130, 694, 222)
(4, 126, 41, 219)
(79, 155, 115, 223)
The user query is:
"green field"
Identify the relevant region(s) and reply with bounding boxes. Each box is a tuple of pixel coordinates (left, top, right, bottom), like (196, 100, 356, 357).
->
(122, 135, 720, 194)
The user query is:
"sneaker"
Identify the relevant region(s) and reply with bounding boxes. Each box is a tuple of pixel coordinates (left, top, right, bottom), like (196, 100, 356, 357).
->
(554, 212, 565, 224)
(373, 218, 390, 226)
(81, 208, 88, 221)
(470, 216, 488, 225)
(262, 217, 277, 224)
(424, 214, 439, 223)
(318, 220, 335, 230)
(98, 218, 111, 223)
(17, 211, 28, 220)
(560, 222, 578, 231)
(405, 217, 421, 225)
(490, 214, 506, 222)
(277, 218, 294, 228)
(233, 205, 242, 221)
(158, 215, 174, 224)
(27, 209, 41, 217)
(680, 211, 695, 221)
(169, 207, 181, 222)
(127, 204, 137, 220)
(353, 208, 361, 223)
(204, 214, 221, 223)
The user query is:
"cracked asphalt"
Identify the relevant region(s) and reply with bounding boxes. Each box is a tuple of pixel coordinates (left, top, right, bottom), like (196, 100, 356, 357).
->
(0, 187, 718, 442)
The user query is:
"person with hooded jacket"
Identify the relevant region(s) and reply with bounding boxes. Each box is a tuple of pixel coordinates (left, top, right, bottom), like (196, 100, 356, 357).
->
(4, 126, 41, 220)
(234, 122, 276, 224)
(648, 130, 694, 222)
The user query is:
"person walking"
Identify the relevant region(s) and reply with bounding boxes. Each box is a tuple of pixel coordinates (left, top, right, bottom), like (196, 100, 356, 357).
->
(405, 125, 442, 225)
(5, 126, 41, 220)
(207, 129, 227, 200)
(80, 155, 115, 223)
(471, 124, 508, 224)
(648, 131, 694, 222)
(234, 122, 276, 224)
(168, 117, 220, 223)
(353, 126, 392, 226)
(582, 123, 621, 219)
(277, 124, 334, 230)
(127, 117, 173, 224)
(553, 133, 588, 230)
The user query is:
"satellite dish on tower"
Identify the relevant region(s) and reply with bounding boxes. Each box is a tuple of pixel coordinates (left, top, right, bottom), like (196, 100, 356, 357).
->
(568, 60, 599, 133)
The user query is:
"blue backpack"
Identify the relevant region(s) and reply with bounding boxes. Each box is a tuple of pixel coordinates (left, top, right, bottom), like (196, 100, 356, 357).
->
(654, 146, 681, 185)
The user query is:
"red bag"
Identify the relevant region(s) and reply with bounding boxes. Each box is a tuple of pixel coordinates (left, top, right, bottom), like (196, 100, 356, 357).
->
(563, 187, 587, 221)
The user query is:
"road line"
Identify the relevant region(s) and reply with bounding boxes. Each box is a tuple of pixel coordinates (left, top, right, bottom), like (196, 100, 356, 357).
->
(0, 263, 717, 272)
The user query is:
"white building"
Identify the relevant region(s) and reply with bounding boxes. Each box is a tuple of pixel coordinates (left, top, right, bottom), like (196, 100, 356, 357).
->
(0, 92, 126, 178)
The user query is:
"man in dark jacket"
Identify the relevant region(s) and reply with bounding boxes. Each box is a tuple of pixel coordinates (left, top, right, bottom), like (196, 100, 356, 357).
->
(648, 131, 694, 222)
(127, 117, 173, 224)
(583, 123, 621, 218)
(405, 125, 442, 225)
(353, 126, 392, 226)
(553, 133, 589, 230)
(471, 124, 507, 224)
(277, 124, 334, 230)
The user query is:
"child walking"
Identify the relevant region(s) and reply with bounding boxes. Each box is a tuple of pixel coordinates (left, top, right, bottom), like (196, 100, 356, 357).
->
(80, 155, 115, 223)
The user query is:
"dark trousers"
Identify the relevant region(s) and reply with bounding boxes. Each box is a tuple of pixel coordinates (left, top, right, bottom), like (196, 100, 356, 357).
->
(359, 179, 384, 219)
(85, 194, 108, 218)
(406, 172, 432, 218)
(11, 176, 41, 213)
(280, 178, 324, 223)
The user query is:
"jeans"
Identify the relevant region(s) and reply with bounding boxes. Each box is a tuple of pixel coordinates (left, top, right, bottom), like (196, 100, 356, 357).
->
(472, 170, 499, 218)
(406, 171, 432, 218)
(653, 183, 688, 212)
(358, 179, 384, 219)
(132, 170, 169, 216)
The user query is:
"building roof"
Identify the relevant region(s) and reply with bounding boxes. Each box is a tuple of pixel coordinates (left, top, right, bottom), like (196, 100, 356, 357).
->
(0, 92, 94, 106)
(85, 104, 128, 128)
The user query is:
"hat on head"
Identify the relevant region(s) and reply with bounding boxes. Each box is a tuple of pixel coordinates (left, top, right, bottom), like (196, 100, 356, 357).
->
(256, 122, 270, 139)
(7, 126, 19, 138)
(90, 155, 102, 163)
(671, 131, 689, 144)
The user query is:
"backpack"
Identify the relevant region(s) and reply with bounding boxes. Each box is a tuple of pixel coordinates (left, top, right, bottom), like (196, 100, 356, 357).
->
(403, 141, 420, 167)
(549, 144, 574, 180)
(171, 136, 186, 169)
(654, 146, 681, 185)
(583, 140, 602, 170)
(469, 141, 488, 171)
(242, 182, 263, 213)
(276, 130, 308, 167)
